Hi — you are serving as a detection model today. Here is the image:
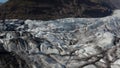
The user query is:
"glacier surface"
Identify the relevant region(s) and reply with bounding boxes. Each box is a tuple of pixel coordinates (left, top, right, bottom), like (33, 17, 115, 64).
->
(0, 10, 120, 68)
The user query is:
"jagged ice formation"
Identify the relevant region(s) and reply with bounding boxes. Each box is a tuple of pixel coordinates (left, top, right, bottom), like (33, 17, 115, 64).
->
(0, 10, 120, 68)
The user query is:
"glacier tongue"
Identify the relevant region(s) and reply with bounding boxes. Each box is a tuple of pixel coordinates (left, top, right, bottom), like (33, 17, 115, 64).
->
(0, 10, 120, 68)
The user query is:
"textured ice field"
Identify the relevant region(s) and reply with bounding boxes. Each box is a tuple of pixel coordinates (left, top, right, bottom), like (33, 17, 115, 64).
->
(0, 10, 120, 68)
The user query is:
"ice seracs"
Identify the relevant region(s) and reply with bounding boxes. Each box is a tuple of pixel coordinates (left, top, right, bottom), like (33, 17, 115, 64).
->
(96, 32, 114, 49)
(0, 10, 120, 68)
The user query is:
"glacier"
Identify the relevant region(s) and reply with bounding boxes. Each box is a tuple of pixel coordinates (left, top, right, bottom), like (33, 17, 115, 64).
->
(0, 10, 120, 68)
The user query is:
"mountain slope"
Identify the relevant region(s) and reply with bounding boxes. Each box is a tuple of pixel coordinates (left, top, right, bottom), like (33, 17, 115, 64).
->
(0, 0, 112, 20)
(106, 0, 120, 9)
(0, 2, 3, 5)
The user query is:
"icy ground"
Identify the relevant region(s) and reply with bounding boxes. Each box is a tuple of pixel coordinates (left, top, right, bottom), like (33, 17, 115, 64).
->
(0, 10, 120, 68)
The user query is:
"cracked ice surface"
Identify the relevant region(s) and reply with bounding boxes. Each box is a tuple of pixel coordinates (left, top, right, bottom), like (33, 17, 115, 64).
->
(0, 10, 120, 68)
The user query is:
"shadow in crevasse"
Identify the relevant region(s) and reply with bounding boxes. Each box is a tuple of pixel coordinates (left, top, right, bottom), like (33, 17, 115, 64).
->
(0, 45, 30, 68)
